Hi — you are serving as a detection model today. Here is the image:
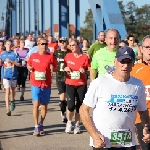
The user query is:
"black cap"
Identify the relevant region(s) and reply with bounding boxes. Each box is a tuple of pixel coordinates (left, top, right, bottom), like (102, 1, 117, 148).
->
(115, 46, 135, 62)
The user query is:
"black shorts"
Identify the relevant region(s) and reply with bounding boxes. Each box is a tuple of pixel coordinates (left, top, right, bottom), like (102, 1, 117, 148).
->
(56, 81, 66, 94)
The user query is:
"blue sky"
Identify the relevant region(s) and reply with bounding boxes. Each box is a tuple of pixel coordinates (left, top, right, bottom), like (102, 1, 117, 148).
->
(0, 0, 149, 30)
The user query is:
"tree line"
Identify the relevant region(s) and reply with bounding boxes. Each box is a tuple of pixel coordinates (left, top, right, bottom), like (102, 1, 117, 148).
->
(80, 1, 150, 42)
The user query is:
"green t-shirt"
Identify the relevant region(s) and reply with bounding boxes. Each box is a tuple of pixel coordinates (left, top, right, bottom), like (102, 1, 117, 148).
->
(91, 47, 116, 77)
(88, 42, 106, 58)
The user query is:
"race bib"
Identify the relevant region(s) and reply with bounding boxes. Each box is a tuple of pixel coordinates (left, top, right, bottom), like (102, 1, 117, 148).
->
(110, 129, 132, 147)
(34, 71, 46, 80)
(70, 71, 80, 79)
(145, 85, 150, 100)
(60, 63, 64, 71)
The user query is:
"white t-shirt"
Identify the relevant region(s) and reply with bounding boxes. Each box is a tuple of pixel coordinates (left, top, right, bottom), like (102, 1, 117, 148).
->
(83, 73, 147, 148)
(24, 40, 35, 50)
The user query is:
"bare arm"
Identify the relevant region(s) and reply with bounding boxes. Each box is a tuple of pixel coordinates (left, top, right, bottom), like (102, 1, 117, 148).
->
(80, 104, 105, 148)
(11, 60, 21, 67)
(90, 68, 97, 81)
(80, 104, 97, 137)
(138, 110, 149, 127)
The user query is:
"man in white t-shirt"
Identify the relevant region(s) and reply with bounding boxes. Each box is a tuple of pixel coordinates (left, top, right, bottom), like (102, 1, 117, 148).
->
(80, 46, 150, 150)
(25, 33, 35, 50)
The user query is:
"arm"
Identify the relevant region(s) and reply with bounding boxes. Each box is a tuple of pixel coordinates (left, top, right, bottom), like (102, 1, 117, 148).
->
(80, 104, 99, 138)
(138, 110, 149, 127)
(11, 60, 21, 67)
(90, 68, 97, 81)
(80, 104, 105, 148)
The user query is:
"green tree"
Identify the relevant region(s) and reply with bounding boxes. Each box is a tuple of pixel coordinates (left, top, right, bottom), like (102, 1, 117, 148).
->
(80, 9, 93, 41)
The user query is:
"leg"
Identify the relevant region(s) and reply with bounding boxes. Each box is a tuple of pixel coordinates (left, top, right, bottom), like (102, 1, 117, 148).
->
(75, 85, 87, 124)
(66, 84, 76, 121)
(17, 67, 22, 91)
(56, 81, 67, 122)
(33, 100, 40, 126)
(3, 79, 11, 115)
(65, 84, 76, 133)
(10, 87, 16, 101)
(40, 87, 51, 124)
(31, 86, 40, 136)
(39, 88, 51, 134)
(20, 68, 28, 100)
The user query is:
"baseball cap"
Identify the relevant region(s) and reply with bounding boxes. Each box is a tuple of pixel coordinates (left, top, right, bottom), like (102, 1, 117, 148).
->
(115, 46, 135, 62)
(59, 37, 67, 41)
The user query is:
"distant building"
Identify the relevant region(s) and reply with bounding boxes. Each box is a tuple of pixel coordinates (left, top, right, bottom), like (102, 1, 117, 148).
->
(45, 24, 75, 38)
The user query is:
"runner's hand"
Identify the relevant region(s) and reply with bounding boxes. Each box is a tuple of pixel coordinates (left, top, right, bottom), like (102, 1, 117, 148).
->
(142, 128, 150, 143)
(93, 133, 105, 148)
(28, 66, 33, 72)
(79, 67, 85, 73)
(64, 67, 71, 72)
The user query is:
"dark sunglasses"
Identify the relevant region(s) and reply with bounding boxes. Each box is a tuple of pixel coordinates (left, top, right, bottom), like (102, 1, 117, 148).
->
(70, 44, 76, 47)
(40, 43, 48, 46)
(143, 46, 150, 49)
(59, 40, 66, 43)
(129, 40, 133, 41)
(120, 59, 133, 64)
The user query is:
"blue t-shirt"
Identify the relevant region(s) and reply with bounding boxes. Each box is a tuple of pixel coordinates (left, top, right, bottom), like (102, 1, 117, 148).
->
(1, 50, 20, 80)
(26, 46, 50, 58)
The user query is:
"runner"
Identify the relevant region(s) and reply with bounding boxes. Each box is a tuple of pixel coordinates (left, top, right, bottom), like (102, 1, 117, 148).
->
(0, 40, 5, 90)
(82, 38, 89, 54)
(53, 37, 71, 123)
(131, 35, 150, 150)
(48, 35, 59, 53)
(90, 29, 119, 81)
(64, 39, 90, 134)
(27, 38, 58, 136)
(11, 38, 19, 50)
(15, 39, 29, 101)
(1, 40, 21, 116)
(80, 46, 150, 150)
(127, 35, 142, 62)
(24, 33, 35, 50)
(87, 31, 106, 59)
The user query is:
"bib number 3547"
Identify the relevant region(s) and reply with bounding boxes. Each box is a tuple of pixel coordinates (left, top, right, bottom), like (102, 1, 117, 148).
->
(110, 130, 132, 147)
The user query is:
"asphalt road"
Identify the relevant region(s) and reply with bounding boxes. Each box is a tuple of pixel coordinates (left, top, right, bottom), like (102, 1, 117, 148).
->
(0, 77, 92, 150)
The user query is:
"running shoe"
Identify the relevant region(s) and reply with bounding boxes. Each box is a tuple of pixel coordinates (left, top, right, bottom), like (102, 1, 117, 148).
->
(38, 123, 45, 135)
(20, 95, 24, 101)
(65, 121, 72, 133)
(33, 126, 40, 136)
(10, 101, 15, 111)
(6, 110, 11, 116)
(74, 125, 80, 134)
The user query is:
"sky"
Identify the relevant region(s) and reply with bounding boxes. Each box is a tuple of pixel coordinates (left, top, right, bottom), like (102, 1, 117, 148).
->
(0, 0, 149, 31)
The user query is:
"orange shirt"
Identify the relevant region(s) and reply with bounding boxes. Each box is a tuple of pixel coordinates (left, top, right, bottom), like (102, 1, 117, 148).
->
(131, 62, 150, 124)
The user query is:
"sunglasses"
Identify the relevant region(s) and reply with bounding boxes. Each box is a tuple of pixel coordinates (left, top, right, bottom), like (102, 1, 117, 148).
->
(129, 40, 133, 41)
(120, 60, 133, 64)
(70, 44, 76, 47)
(59, 40, 66, 43)
(40, 43, 48, 46)
(143, 46, 150, 49)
